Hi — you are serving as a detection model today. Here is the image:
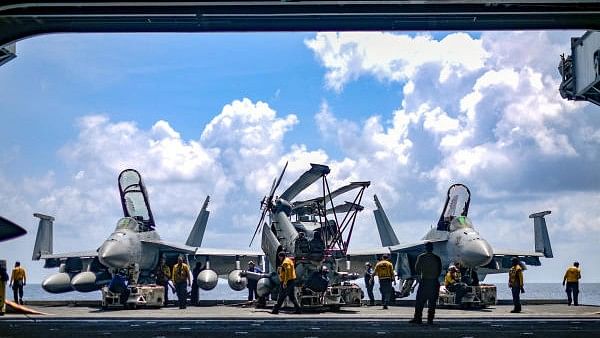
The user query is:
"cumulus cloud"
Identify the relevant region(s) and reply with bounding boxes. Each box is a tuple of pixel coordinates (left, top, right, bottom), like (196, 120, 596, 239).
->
(306, 32, 488, 91)
(307, 31, 594, 192)
(201, 98, 299, 194)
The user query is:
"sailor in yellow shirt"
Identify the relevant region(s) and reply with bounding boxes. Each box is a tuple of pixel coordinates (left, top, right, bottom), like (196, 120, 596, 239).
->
(172, 255, 190, 309)
(271, 252, 301, 314)
(563, 261, 581, 306)
(155, 257, 172, 306)
(444, 265, 468, 305)
(9, 261, 26, 305)
(508, 257, 524, 313)
(374, 254, 395, 309)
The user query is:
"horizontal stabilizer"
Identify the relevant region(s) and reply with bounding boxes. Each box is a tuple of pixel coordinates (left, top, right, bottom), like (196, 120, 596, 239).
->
(373, 195, 400, 247)
(186, 196, 210, 247)
(280, 163, 330, 202)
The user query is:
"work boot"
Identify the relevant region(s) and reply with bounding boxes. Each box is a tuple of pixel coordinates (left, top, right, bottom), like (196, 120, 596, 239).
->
(271, 309, 279, 315)
(408, 318, 423, 324)
(510, 309, 520, 313)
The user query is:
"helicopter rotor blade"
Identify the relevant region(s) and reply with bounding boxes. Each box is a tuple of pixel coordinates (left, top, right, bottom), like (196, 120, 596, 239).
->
(280, 163, 330, 202)
(249, 207, 268, 247)
(269, 161, 288, 200)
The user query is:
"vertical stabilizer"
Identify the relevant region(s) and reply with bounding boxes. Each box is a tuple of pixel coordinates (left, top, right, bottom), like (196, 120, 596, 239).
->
(373, 195, 400, 247)
(529, 210, 553, 258)
(32, 213, 54, 260)
(186, 196, 210, 247)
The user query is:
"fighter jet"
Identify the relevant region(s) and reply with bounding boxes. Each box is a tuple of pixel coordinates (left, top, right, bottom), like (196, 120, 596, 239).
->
(244, 162, 370, 307)
(32, 168, 261, 294)
(364, 184, 553, 297)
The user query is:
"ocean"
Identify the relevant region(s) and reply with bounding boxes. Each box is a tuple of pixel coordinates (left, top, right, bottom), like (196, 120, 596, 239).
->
(15, 282, 600, 305)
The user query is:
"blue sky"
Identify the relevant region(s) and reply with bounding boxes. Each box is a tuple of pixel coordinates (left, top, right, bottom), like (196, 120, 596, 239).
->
(1, 31, 599, 286)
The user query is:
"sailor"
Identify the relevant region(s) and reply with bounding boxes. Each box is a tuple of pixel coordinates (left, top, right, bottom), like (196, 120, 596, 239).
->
(108, 269, 130, 305)
(444, 265, 468, 305)
(271, 252, 301, 314)
(191, 261, 205, 306)
(508, 257, 525, 313)
(306, 265, 330, 292)
(455, 262, 479, 286)
(410, 241, 442, 325)
(309, 231, 325, 261)
(247, 261, 262, 301)
(374, 254, 394, 309)
(364, 262, 375, 306)
(563, 261, 581, 306)
(155, 256, 171, 306)
(294, 232, 311, 259)
(9, 261, 26, 305)
(0, 260, 8, 315)
(172, 255, 191, 309)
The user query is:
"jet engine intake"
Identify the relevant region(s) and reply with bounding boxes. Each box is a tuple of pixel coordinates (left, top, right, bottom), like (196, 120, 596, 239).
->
(227, 269, 247, 291)
(42, 272, 73, 293)
(197, 269, 218, 290)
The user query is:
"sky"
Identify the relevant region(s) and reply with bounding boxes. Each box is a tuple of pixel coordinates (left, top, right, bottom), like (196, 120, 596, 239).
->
(0, 30, 599, 285)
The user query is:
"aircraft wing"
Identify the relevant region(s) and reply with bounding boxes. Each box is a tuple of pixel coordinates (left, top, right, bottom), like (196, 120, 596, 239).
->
(141, 240, 262, 275)
(476, 250, 545, 280)
(40, 251, 99, 259)
(345, 240, 447, 277)
(36, 250, 101, 270)
(484, 250, 544, 270)
(344, 248, 391, 274)
(141, 239, 197, 255)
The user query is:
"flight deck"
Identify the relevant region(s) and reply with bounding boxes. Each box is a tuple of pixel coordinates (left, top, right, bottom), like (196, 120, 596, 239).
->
(1, 302, 599, 338)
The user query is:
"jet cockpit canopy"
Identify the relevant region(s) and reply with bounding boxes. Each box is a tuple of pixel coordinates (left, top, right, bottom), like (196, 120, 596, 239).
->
(115, 217, 140, 232)
(118, 169, 156, 231)
(437, 184, 471, 231)
(449, 215, 474, 231)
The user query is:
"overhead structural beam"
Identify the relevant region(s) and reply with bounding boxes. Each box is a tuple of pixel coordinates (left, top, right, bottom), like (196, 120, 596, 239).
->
(1, 1, 600, 46)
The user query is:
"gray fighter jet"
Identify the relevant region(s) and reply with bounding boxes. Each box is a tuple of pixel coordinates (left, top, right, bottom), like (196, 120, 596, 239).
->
(360, 184, 553, 297)
(32, 168, 261, 294)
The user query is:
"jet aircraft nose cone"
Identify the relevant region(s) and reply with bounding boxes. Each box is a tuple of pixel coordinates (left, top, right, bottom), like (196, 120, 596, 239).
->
(462, 240, 493, 267)
(99, 240, 130, 268)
